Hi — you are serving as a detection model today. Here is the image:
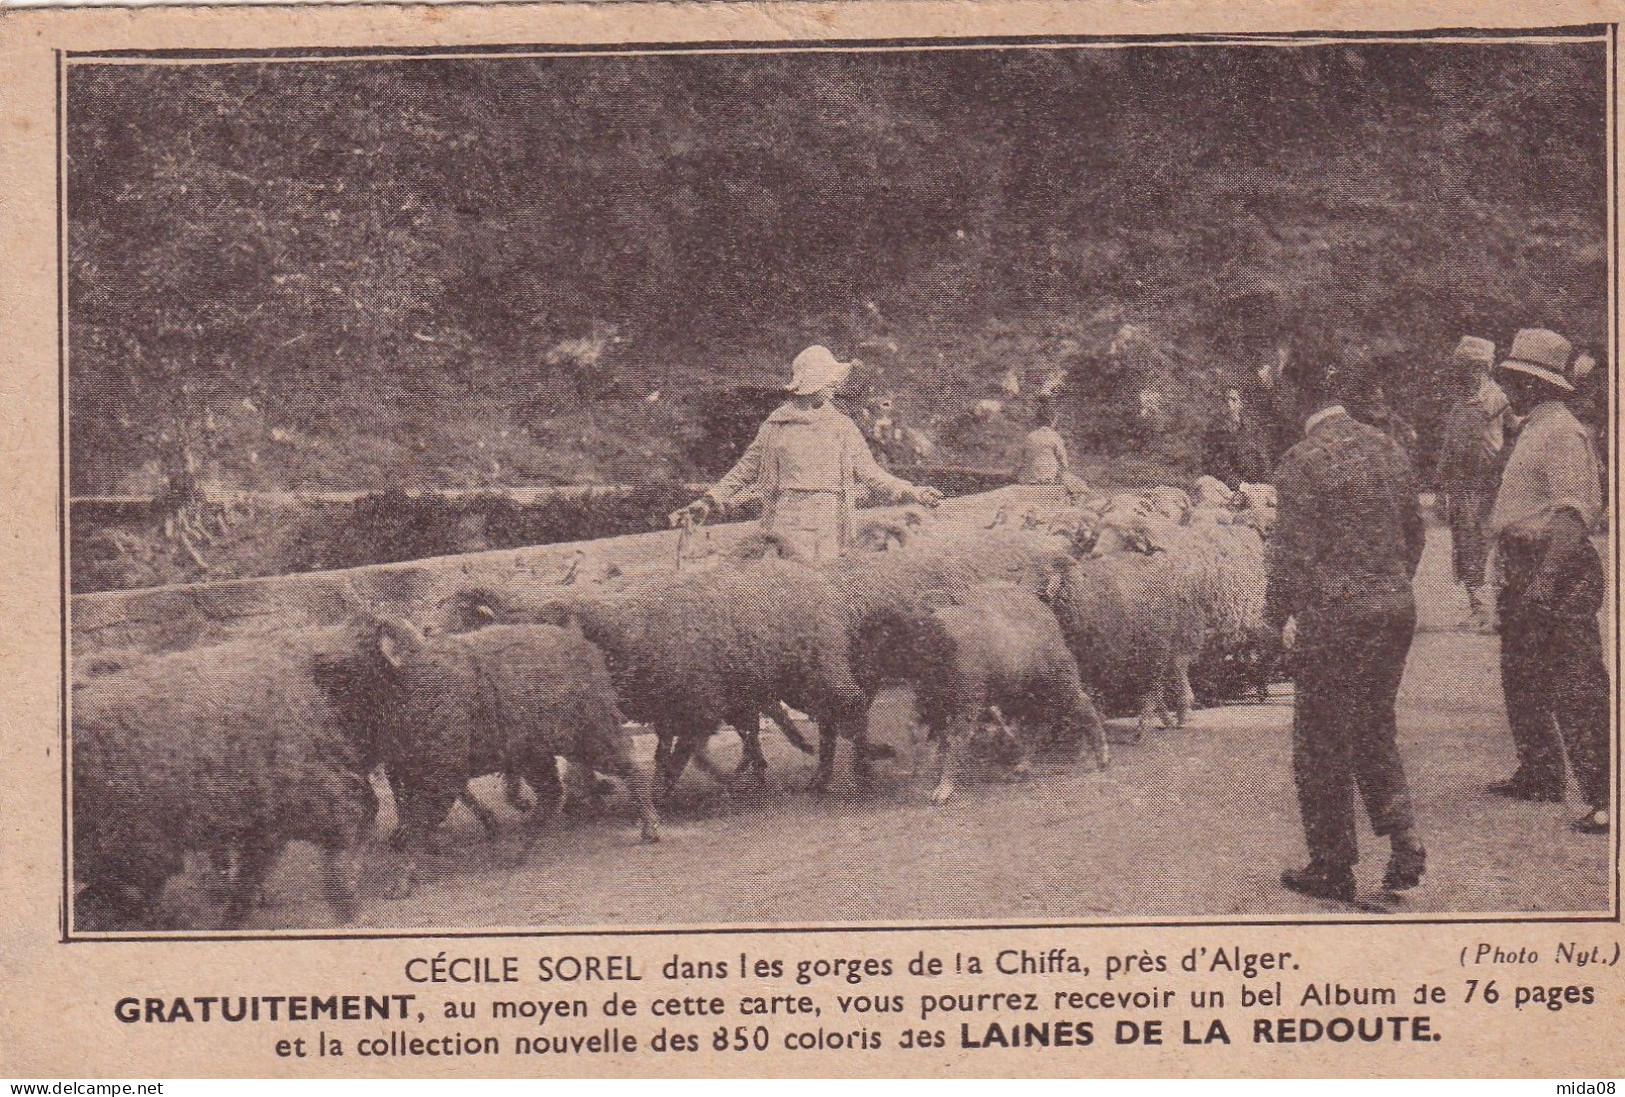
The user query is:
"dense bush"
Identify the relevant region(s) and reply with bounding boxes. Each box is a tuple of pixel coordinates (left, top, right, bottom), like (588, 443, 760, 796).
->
(293, 482, 710, 571)
(67, 45, 1606, 495)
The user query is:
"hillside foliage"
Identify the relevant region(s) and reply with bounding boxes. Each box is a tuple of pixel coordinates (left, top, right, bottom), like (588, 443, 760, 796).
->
(68, 41, 1607, 496)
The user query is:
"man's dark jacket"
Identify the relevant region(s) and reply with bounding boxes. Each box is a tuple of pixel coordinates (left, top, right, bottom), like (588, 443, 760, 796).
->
(1265, 409, 1426, 629)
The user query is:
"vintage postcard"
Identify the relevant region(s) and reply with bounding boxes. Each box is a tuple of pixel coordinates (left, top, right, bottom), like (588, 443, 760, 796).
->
(0, 0, 1620, 1078)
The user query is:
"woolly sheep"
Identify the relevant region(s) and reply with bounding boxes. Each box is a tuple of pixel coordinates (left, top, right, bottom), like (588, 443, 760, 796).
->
(1230, 482, 1279, 539)
(316, 616, 659, 896)
(1036, 506, 1103, 554)
(827, 530, 1069, 700)
(855, 582, 1109, 804)
(72, 627, 375, 930)
(447, 531, 1065, 795)
(1048, 520, 1266, 736)
(444, 560, 877, 795)
(446, 580, 805, 785)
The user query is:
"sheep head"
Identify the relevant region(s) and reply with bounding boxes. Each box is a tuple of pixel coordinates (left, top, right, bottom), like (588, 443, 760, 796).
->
(1191, 475, 1236, 509)
(1089, 514, 1175, 557)
(1039, 556, 1072, 604)
(373, 614, 427, 669)
(1234, 482, 1278, 511)
(1145, 486, 1193, 525)
(731, 530, 804, 562)
(1061, 511, 1102, 558)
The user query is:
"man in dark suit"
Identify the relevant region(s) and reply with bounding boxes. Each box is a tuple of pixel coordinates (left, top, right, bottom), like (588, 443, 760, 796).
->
(1265, 344, 1429, 902)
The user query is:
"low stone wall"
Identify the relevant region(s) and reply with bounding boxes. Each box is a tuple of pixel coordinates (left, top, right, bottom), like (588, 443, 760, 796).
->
(70, 487, 1038, 667)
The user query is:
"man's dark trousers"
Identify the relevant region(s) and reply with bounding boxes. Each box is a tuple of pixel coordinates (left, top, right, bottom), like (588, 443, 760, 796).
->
(1498, 539, 1609, 807)
(1293, 585, 1418, 870)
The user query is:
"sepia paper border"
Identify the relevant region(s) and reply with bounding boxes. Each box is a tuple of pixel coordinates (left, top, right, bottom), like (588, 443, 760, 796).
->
(2, 1, 1622, 1076)
(48, 18, 1625, 943)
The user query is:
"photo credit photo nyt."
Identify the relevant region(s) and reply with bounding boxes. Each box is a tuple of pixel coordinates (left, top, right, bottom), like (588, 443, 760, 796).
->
(0, 0, 1621, 1078)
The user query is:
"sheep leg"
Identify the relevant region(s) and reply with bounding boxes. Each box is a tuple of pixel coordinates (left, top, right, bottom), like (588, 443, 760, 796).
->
(809, 725, 839, 794)
(734, 724, 769, 785)
(458, 784, 501, 838)
(1171, 655, 1195, 728)
(930, 715, 976, 805)
(221, 840, 278, 929)
(562, 758, 598, 814)
(362, 769, 387, 837)
(384, 768, 448, 852)
(652, 732, 682, 794)
(384, 782, 459, 900)
(986, 705, 1032, 779)
(383, 768, 411, 847)
(662, 734, 697, 792)
(771, 702, 819, 754)
(1134, 691, 1158, 741)
(1068, 684, 1111, 770)
(683, 736, 736, 788)
(850, 726, 877, 792)
(593, 753, 661, 843)
(527, 757, 565, 822)
(317, 837, 362, 925)
(504, 771, 537, 813)
(629, 765, 662, 843)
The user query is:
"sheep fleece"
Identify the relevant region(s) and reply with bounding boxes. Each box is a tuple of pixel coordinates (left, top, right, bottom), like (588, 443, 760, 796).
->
(71, 628, 374, 925)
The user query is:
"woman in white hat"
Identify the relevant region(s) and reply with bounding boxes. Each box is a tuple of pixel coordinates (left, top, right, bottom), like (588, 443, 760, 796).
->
(674, 345, 942, 560)
(1486, 328, 1610, 835)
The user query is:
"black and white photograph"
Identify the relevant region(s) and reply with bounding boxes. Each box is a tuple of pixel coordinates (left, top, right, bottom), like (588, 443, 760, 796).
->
(63, 28, 1616, 934)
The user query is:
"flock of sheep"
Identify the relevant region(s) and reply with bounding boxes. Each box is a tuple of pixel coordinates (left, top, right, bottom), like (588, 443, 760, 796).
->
(71, 477, 1278, 931)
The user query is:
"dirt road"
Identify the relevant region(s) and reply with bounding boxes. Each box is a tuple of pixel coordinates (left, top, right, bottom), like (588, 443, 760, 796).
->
(223, 524, 1612, 932)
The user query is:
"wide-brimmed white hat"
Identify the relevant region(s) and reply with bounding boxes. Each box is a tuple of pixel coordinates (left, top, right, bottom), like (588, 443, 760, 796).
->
(1495, 328, 1574, 392)
(786, 345, 853, 395)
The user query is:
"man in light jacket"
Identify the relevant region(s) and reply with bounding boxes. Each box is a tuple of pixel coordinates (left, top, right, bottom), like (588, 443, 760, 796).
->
(1486, 329, 1610, 835)
(675, 345, 942, 560)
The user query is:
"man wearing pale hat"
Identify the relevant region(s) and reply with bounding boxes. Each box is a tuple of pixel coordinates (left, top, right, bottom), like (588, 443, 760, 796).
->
(1487, 328, 1610, 834)
(1435, 335, 1516, 629)
(675, 346, 943, 560)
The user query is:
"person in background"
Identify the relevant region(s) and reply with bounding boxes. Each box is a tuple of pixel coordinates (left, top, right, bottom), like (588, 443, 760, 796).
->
(1256, 338, 1303, 463)
(1364, 381, 1419, 458)
(1203, 385, 1271, 490)
(1016, 397, 1088, 498)
(866, 395, 900, 466)
(1265, 341, 1428, 902)
(673, 345, 942, 561)
(1485, 329, 1610, 835)
(1434, 336, 1515, 630)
